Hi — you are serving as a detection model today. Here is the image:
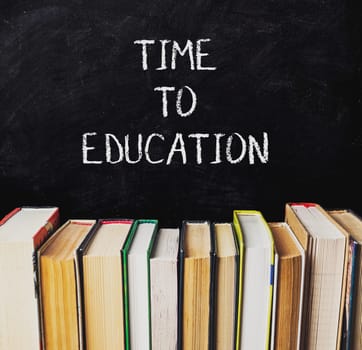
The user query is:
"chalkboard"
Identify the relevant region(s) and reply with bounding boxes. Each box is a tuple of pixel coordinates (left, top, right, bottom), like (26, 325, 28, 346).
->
(0, 0, 361, 227)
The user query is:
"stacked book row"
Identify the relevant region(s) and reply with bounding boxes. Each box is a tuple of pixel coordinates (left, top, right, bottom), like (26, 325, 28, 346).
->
(0, 203, 361, 350)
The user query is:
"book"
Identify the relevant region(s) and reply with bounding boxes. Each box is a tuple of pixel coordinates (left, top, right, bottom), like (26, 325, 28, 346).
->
(79, 219, 134, 350)
(178, 220, 216, 350)
(0, 206, 59, 350)
(328, 209, 362, 350)
(285, 202, 349, 350)
(214, 223, 239, 350)
(38, 219, 96, 350)
(232, 216, 244, 350)
(122, 219, 158, 350)
(150, 228, 180, 350)
(268, 222, 305, 350)
(233, 210, 274, 350)
(270, 237, 279, 350)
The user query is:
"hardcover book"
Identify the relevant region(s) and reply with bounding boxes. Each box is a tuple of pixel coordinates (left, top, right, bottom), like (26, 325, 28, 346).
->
(328, 209, 362, 350)
(233, 210, 274, 350)
(214, 222, 239, 350)
(78, 219, 134, 350)
(121, 219, 158, 350)
(178, 220, 216, 350)
(0, 207, 59, 350)
(38, 219, 96, 350)
(150, 228, 180, 350)
(285, 203, 349, 350)
(268, 222, 305, 350)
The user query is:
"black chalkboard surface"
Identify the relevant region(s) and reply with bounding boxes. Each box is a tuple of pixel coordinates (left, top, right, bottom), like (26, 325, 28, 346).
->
(0, 0, 361, 227)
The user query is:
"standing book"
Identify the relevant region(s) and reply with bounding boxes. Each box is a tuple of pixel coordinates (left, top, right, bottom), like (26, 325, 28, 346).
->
(122, 219, 158, 350)
(268, 222, 305, 350)
(78, 219, 134, 350)
(233, 210, 274, 350)
(214, 223, 239, 350)
(328, 209, 362, 350)
(0, 206, 59, 350)
(38, 219, 96, 350)
(150, 228, 180, 350)
(285, 202, 348, 350)
(178, 220, 216, 350)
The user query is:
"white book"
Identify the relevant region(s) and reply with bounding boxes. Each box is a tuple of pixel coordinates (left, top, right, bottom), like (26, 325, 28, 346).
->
(0, 207, 59, 350)
(126, 221, 157, 350)
(235, 211, 274, 350)
(150, 228, 179, 350)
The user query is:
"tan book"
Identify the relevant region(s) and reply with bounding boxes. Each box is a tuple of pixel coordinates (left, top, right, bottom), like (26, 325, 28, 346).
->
(150, 228, 179, 350)
(38, 219, 96, 350)
(328, 209, 362, 350)
(285, 203, 349, 350)
(269, 222, 305, 350)
(80, 219, 133, 350)
(0, 207, 59, 350)
(178, 221, 216, 350)
(214, 223, 238, 350)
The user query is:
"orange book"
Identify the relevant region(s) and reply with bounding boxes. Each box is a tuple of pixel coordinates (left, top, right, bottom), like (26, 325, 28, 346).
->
(269, 222, 305, 350)
(38, 219, 96, 350)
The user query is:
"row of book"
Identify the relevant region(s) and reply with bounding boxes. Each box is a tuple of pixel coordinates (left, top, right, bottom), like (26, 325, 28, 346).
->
(0, 203, 361, 349)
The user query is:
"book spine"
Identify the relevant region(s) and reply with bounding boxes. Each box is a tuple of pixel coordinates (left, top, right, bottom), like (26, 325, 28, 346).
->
(33, 209, 60, 298)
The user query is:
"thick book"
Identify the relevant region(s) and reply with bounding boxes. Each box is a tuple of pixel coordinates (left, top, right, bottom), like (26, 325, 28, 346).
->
(178, 220, 216, 350)
(268, 222, 305, 350)
(78, 219, 134, 350)
(214, 223, 239, 350)
(0, 206, 59, 350)
(285, 202, 349, 350)
(233, 210, 274, 350)
(328, 209, 362, 350)
(122, 219, 158, 350)
(38, 219, 96, 350)
(150, 228, 180, 350)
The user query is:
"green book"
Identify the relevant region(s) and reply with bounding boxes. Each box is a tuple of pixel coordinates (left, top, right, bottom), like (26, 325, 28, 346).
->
(122, 219, 159, 350)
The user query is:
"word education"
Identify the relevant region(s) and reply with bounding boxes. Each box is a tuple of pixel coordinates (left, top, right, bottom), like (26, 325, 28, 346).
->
(82, 132, 269, 166)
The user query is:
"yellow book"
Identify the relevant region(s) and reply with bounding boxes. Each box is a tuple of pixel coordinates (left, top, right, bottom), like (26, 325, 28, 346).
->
(214, 223, 239, 350)
(233, 210, 274, 350)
